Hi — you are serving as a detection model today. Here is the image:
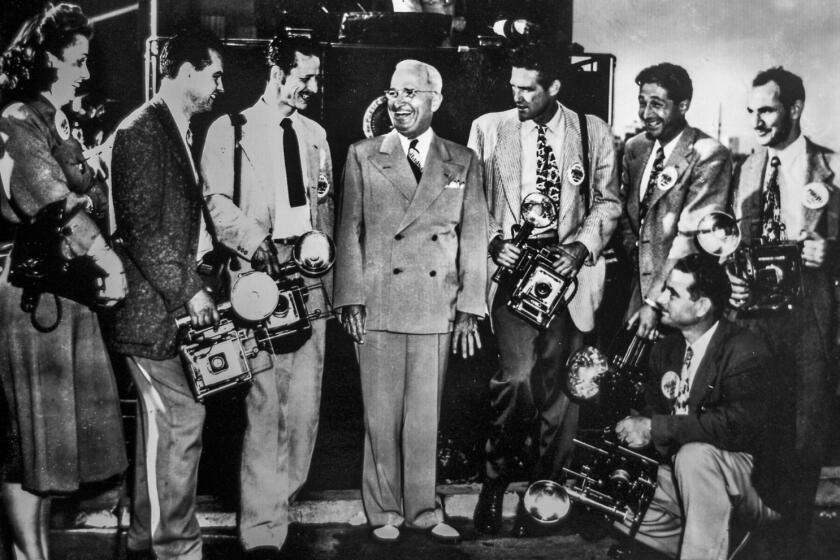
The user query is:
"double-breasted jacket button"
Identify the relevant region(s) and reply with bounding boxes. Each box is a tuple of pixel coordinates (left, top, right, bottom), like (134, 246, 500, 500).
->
(395, 233, 403, 240)
(393, 268, 402, 274)
(429, 270, 437, 277)
(431, 234, 438, 241)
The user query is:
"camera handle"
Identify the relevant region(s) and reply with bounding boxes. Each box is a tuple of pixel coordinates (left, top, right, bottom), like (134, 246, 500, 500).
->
(491, 222, 537, 283)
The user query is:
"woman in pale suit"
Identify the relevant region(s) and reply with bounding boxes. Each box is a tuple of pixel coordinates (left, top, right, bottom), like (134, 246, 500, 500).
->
(0, 4, 127, 559)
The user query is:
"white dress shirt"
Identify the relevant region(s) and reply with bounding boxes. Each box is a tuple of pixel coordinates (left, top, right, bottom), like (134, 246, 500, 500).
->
(639, 130, 684, 202)
(675, 320, 720, 416)
(768, 133, 807, 239)
(397, 127, 433, 170)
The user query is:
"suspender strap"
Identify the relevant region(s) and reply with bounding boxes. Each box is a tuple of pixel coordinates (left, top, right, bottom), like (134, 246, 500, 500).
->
(576, 111, 591, 210)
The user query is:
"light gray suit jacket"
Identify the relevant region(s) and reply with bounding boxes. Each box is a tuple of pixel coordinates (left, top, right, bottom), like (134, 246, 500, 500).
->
(619, 127, 731, 307)
(468, 104, 621, 332)
(333, 129, 488, 333)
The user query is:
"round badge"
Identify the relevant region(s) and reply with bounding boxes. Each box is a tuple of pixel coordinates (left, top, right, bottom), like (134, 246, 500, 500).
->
(803, 182, 829, 210)
(661, 370, 680, 400)
(316, 172, 330, 199)
(567, 162, 585, 186)
(657, 166, 678, 191)
(54, 109, 71, 141)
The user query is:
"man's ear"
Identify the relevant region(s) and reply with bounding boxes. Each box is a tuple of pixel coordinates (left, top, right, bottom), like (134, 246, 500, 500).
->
(694, 296, 712, 319)
(678, 99, 691, 116)
(431, 92, 443, 112)
(789, 99, 804, 122)
(270, 65, 285, 84)
(548, 79, 561, 98)
(46, 52, 60, 68)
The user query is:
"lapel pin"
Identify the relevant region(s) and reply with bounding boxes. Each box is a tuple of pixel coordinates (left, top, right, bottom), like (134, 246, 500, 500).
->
(661, 370, 680, 400)
(803, 182, 829, 210)
(317, 172, 330, 199)
(657, 166, 678, 191)
(54, 109, 71, 141)
(567, 162, 585, 186)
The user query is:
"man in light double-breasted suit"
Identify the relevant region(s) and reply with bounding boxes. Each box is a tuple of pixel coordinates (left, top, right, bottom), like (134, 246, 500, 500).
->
(201, 36, 333, 559)
(619, 63, 731, 341)
(333, 59, 488, 545)
(467, 41, 621, 537)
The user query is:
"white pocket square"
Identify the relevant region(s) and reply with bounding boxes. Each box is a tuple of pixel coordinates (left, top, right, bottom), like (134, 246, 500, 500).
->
(444, 179, 465, 189)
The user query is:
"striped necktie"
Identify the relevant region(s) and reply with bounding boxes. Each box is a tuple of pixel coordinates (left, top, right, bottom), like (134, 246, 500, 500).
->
(407, 139, 423, 183)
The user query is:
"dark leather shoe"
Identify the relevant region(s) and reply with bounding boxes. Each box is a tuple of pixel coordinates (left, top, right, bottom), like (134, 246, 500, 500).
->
(511, 511, 532, 538)
(473, 480, 507, 534)
(244, 546, 282, 560)
(126, 549, 155, 560)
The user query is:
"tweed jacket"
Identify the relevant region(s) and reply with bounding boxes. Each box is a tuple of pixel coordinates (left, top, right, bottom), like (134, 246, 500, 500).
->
(620, 126, 732, 305)
(644, 318, 793, 513)
(467, 104, 621, 332)
(333, 129, 488, 333)
(200, 100, 334, 292)
(732, 138, 840, 357)
(105, 97, 207, 359)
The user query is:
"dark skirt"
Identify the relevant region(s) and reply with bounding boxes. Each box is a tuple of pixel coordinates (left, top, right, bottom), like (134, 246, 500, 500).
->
(0, 263, 127, 493)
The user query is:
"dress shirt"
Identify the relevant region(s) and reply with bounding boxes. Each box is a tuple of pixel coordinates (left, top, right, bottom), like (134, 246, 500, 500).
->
(639, 130, 684, 202)
(676, 320, 720, 416)
(397, 127, 433, 170)
(521, 103, 564, 235)
(263, 100, 312, 239)
(768, 133, 807, 238)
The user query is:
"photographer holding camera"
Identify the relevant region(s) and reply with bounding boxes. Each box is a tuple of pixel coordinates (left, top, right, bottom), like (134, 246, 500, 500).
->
(468, 40, 620, 537)
(200, 35, 333, 560)
(728, 67, 840, 556)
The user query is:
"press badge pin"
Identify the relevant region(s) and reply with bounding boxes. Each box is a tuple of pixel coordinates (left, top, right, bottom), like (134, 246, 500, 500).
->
(568, 162, 585, 186)
(316, 172, 330, 199)
(803, 182, 829, 210)
(54, 109, 71, 141)
(661, 370, 680, 399)
(657, 166, 678, 191)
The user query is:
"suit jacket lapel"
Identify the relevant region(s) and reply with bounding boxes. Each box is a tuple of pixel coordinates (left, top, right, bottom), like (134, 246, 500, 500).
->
(737, 149, 767, 244)
(398, 135, 461, 233)
(150, 98, 198, 195)
(496, 117, 522, 226)
(370, 132, 416, 201)
(628, 137, 654, 226)
(556, 107, 583, 225)
(688, 321, 728, 409)
(802, 137, 835, 233)
(647, 128, 695, 212)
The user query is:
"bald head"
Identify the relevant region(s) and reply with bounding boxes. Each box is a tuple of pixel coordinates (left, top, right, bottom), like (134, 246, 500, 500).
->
(387, 59, 443, 139)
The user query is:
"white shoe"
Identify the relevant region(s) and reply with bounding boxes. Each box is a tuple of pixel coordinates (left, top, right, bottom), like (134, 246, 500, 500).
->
(430, 522, 461, 544)
(371, 524, 401, 543)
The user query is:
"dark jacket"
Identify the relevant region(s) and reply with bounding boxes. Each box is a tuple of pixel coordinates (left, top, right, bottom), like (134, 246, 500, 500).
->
(105, 97, 206, 359)
(644, 318, 795, 514)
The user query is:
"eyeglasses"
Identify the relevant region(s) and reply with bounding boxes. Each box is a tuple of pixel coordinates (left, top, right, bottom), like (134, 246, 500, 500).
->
(383, 88, 437, 100)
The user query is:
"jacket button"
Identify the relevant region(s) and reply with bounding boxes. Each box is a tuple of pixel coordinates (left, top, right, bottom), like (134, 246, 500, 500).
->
(393, 268, 402, 274)
(431, 234, 438, 241)
(395, 233, 403, 240)
(429, 270, 437, 277)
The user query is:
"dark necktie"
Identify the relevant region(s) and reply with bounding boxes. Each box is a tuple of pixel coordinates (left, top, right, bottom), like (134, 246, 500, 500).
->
(639, 146, 665, 222)
(673, 346, 694, 415)
(281, 118, 306, 208)
(761, 156, 783, 243)
(536, 124, 561, 204)
(407, 139, 423, 183)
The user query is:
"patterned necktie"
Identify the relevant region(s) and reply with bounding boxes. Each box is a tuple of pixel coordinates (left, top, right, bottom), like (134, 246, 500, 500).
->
(639, 146, 665, 222)
(536, 124, 561, 204)
(673, 346, 694, 415)
(407, 139, 423, 183)
(761, 156, 783, 243)
(281, 118, 306, 208)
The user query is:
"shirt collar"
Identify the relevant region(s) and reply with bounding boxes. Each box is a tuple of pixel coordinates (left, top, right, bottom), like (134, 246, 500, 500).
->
(524, 102, 564, 135)
(158, 94, 191, 144)
(397, 127, 434, 157)
(258, 97, 301, 127)
(654, 129, 684, 161)
(687, 320, 720, 363)
(768, 132, 806, 169)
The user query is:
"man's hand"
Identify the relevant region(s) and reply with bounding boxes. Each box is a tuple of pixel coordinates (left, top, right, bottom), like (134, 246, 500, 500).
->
(251, 237, 282, 277)
(489, 236, 522, 269)
(186, 288, 219, 328)
(452, 311, 482, 359)
(341, 304, 366, 344)
(615, 415, 652, 449)
(726, 269, 750, 309)
(552, 241, 587, 277)
(800, 230, 827, 269)
(629, 304, 660, 340)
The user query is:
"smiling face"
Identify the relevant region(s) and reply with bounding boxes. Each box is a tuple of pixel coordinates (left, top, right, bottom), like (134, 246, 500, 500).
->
(47, 34, 90, 106)
(387, 66, 441, 139)
(656, 269, 705, 329)
(276, 52, 320, 115)
(747, 80, 800, 150)
(186, 49, 224, 114)
(638, 82, 687, 143)
(510, 66, 559, 123)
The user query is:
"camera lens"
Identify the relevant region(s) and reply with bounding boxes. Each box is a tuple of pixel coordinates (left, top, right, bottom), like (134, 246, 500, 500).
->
(209, 353, 229, 374)
(534, 282, 552, 298)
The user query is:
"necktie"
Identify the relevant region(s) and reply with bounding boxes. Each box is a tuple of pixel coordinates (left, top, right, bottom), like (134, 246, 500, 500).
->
(639, 146, 665, 222)
(673, 346, 694, 415)
(407, 139, 423, 183)
(280, 118, 306, 208)
(536, 124, 561, 204)
(761, 156, 783, 243)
